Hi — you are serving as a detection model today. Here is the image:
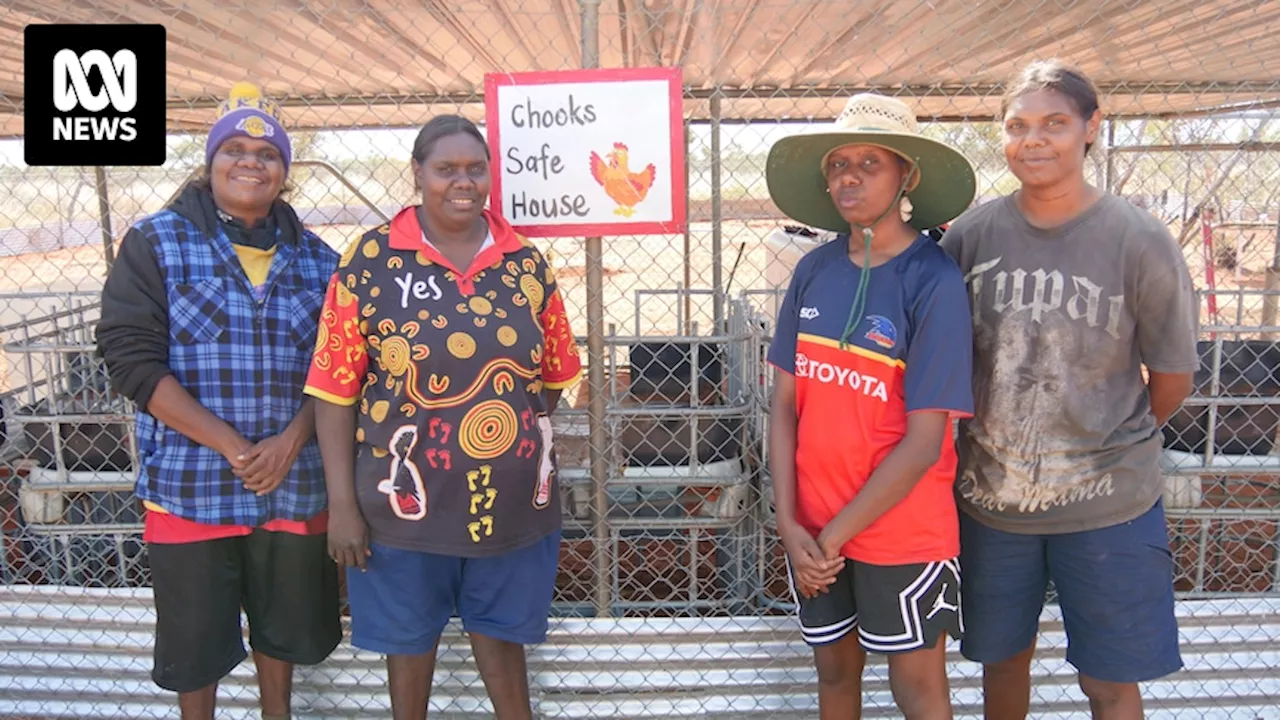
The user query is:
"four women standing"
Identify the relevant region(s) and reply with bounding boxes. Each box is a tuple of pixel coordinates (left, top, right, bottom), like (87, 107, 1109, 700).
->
(96, 59, 1197, 718)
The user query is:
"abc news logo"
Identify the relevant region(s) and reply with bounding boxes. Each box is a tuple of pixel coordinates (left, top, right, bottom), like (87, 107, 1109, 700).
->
(53, 49, 140, 142)
(24, 24, 166, 167)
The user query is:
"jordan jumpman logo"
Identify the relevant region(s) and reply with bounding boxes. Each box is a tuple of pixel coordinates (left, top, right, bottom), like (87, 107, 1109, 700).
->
(926, 582, 959, 620)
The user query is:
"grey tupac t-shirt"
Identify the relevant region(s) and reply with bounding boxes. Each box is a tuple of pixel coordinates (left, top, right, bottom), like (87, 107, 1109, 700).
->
(940, 193, 1198, 534)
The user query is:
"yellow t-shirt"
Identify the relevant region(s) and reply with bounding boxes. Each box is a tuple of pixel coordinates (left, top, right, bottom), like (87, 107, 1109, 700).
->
(144, 244, 277, 516)
(234, 244, 276, 294)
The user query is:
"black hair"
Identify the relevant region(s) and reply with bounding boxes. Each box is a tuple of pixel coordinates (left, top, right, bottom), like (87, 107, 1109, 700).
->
(412, 114, 489, 165)
(410, 115, 489, 192)
(1002, 59, 1101, 155)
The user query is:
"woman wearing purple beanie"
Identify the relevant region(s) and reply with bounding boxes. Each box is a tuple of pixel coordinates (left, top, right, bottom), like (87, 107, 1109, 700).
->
(97, 82, 340, 720)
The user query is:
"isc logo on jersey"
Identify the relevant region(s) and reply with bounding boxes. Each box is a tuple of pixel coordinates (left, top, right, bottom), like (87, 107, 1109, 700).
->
(795, 352, 889, 402)
(52, 49, 138, 142)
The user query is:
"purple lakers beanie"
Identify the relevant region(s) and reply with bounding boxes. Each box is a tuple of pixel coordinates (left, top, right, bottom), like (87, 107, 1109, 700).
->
(204, 82, 292, 170)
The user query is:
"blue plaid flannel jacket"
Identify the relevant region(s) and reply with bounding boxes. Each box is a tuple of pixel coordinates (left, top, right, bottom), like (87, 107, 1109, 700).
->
(132, 208, 338, 526)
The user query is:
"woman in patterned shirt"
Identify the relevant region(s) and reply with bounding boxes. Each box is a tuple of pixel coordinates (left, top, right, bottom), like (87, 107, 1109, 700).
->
(305, 115, 582, 720)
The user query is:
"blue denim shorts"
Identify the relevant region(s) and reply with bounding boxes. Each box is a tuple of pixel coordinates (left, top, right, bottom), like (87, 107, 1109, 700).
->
(345, 529, 561, 655)
(958, 499, 1183, 683)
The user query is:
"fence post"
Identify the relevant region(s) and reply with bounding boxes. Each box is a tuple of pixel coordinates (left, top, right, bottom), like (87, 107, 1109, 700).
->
(579, 0, 612, 618)
(683, 120, 692, 335)
(94, 167, 115, 269)
(1103, 121, 1116, 193)
(710, 90, 724, 332)
(1264, 213, 1280, 339)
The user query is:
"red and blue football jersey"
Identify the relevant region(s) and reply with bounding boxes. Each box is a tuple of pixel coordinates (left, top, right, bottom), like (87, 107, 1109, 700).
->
(768, 234, 974, 565)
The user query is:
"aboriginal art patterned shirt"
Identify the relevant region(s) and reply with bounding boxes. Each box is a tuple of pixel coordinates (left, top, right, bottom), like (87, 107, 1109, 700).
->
(304, 207, 582, 557)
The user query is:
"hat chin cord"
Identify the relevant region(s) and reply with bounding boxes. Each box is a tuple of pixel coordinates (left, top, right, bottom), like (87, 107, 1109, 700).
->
(838, 158, 918, 350)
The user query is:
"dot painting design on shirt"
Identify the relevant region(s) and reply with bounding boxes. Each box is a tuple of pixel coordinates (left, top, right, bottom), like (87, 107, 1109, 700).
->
(353, 354, 538, 421)
(366, 317, 431, 401)
(339, 237, 552, 420)
(312, 285, 366, 388)
(447, 331, 477, 359)
(454, 291, 507, 330)
(458, 399, 520, 460)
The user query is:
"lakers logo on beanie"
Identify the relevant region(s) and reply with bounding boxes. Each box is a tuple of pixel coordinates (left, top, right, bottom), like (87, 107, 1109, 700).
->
(204, 81, 292, 170)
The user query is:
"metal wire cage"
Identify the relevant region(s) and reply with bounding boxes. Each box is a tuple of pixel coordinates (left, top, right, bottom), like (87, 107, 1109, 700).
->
(0, 293, 142, 590)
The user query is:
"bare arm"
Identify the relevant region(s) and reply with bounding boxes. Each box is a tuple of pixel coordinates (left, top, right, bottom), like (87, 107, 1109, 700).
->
(287, 397, 317, 443)
(545, 389, 563, 415)
(147, 375, 250, 464)
(769, 371, 800, 533)
(817, 411, 950, 557)
(1148, 370, 1193, 426)
(769, 370, 843, 596)
(314, 398, 369, 569)
(315, 399, 358, 510)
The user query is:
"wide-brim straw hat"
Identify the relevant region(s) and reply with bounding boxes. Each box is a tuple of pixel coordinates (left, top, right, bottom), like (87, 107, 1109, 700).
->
(766, 93, 977, 232)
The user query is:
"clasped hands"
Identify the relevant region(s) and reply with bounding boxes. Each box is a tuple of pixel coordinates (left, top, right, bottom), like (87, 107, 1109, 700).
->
(222, 428, 305, 497)
(779, 518, 851, 599)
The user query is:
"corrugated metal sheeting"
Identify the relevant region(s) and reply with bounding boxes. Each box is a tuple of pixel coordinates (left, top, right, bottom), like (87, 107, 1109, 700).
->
(1, 586, 1278, 719)
(0, 0, 1278, 134)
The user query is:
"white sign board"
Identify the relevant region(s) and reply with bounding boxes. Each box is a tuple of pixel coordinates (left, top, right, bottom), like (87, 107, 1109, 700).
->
(484, 67, 685, 237)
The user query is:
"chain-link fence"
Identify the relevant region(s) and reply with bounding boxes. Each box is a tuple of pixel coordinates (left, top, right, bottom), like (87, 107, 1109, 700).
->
(1, 0, 1279, 717)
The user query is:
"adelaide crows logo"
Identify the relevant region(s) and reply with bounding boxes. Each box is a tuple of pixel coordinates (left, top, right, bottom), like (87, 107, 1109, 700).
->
(864, 315, 897, 350)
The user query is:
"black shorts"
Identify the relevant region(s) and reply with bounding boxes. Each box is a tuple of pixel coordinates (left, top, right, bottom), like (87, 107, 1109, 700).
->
(788, 557, 963, 654)
(148, 530, 342, 693)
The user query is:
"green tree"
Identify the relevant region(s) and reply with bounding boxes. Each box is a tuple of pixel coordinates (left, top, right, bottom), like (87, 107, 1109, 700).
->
(291, 130, 320, 161)
(168, 134, 208, 169)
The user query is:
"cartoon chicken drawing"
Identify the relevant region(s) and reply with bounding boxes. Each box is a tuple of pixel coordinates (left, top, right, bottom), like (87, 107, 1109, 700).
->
(589, 143, 656, 217)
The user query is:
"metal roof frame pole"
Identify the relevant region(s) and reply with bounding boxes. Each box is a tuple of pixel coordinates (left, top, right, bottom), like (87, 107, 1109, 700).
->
(711, 91, 723, 332)
(683, 120, 692, 335)
(94, 167, 115, 269)
(580, 0, 612, 618)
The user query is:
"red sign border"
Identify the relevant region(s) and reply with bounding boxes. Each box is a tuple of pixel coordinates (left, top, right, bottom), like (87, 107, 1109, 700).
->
(484, 67, 686, 238)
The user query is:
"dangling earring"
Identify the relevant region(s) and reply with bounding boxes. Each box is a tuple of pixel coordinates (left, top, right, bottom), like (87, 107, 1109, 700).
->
(899, 196, 913, 223)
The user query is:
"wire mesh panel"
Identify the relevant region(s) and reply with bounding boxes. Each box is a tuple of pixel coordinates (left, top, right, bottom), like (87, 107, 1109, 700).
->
(0, 0, 1278, 717)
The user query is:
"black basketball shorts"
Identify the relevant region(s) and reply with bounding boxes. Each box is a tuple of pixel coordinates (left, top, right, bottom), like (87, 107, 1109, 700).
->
(788, 556, 963, 654)
(148, 529, 341, 693)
